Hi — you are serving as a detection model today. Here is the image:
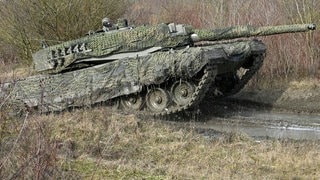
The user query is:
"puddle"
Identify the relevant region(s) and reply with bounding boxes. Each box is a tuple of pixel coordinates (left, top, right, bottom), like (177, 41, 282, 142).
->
(198, 122, 320, 140)
(197, 110, 320, 140)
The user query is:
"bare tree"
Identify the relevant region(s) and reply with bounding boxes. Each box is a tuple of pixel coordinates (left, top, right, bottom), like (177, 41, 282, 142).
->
(0, 0, 130, 65)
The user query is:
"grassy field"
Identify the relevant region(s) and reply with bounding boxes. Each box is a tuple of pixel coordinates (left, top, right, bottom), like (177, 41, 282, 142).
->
(0, 61, 320, 179)
(0, 0, 319, 179)
(1, 107, 320, 179)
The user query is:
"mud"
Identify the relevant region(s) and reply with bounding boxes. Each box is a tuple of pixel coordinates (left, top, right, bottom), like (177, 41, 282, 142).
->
(184, 80, 320, 140)
(197, 106, 320, 140)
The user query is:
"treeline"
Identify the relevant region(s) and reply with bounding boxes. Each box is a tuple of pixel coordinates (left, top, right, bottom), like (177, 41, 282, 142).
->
(0, 0, 319, 79)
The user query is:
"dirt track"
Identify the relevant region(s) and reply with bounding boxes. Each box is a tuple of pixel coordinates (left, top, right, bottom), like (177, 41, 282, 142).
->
(180, 80, 320, 140)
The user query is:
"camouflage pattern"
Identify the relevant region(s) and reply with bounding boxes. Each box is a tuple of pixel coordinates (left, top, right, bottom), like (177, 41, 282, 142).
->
(192, 24, 316, 42)
(33, 23, 315, 74)
(2, 40, 264, 113)
(3, 46, 205, 112)
(0, 19, 316, 115)
(33, 23, 193, 73)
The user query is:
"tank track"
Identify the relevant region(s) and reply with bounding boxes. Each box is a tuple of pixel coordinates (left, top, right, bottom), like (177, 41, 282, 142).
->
(210, 53, 265, 98)
(110, 63, 217, 116)
(109, 53, 264, 117)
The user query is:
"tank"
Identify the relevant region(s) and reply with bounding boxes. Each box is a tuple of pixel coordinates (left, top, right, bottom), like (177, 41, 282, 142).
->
(0, 19, 316, 116)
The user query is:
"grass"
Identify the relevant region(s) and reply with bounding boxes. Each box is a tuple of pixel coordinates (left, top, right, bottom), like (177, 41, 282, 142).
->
(0, 64, 34, 83)
(0, 0, 319, 178)
(1, 107, 320, 179)
(0, 58, 319, 179)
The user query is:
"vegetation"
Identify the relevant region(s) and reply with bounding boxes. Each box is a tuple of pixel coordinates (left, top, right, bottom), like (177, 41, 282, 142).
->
(0, 0, 320, 179)
(0, 0, 319, 79)
(125, 0, 320, 80)
(1, 108, 320, 179)
(0, 0, 129, 65)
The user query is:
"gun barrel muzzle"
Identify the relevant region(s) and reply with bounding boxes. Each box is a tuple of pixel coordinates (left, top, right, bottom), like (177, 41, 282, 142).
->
(308, 24, 317, 30)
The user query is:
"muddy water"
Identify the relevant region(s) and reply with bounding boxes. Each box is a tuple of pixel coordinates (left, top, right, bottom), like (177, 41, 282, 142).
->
(174, 97, 320, 140)
(197, 109, 320, 140)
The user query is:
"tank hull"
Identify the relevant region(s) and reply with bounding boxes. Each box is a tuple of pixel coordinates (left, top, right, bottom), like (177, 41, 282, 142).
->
(1, 39, 265, 115)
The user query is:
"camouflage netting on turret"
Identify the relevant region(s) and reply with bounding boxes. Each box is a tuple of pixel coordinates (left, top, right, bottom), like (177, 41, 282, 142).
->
(32, 20, 315, 75)
(33, 23, 193, 73)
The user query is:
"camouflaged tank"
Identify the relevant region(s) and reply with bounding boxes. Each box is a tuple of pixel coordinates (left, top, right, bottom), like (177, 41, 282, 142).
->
(0, 19, 316, 116)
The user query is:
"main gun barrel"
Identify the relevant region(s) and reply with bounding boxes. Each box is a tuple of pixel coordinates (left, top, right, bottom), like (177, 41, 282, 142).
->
(191, 24, 316, 42)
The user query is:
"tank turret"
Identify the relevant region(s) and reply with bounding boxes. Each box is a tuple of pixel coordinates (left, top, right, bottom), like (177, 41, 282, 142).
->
(32, 20, 316, 74)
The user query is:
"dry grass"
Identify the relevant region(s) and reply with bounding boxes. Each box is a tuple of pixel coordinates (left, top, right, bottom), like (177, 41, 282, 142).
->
(0, 63, 34, 83)
(1, 107, 320, 179)
(0, 1, 320, 178)
(1, 0, 319, 80)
